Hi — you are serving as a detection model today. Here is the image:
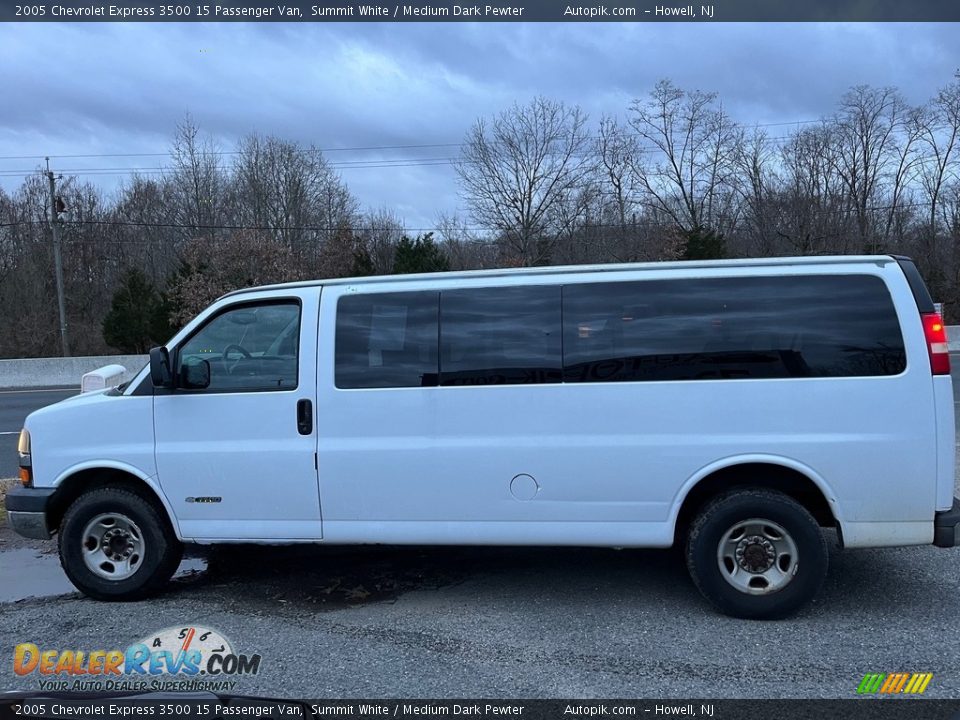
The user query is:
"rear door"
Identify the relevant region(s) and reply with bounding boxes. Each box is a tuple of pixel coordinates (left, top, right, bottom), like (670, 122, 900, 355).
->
(154, 289, 322, 541)
(895, 256, 956, 512)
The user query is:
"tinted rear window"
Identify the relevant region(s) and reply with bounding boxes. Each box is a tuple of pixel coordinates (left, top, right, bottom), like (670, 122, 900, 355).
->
(439, 285, 562, 386)
(335, 292, 439, 388)
(562, 275, 906, 382)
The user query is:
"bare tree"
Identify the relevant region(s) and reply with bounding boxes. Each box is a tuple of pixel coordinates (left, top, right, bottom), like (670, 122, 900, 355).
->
(232, 133, 359, 262)
(919, 76, 960, 248)
(110, 175, 181, 282)
(456, 96, 595, 266)
(829, 86, 915, 251)
(550, 181, 604, 265)
(591, 116, 651, 261)
(356, 208, 405, 274)
(435, 212, 497, 270)
(627, 79, 741, 238)
(0, 174, 82, 357)
(55, 179, 119, 354)
(11, 80, 960, 359)
(168, 230, 308, 325)
(597, 116, 641, 230)
(167, 114, 228, 242)
(731, 128, 778, 256)
(317, 226, 368, 279)
(773, 125, 850, 255)
(0, 187, 15, 288)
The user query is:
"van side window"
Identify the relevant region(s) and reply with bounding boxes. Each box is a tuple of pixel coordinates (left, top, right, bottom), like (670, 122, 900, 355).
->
(335, 292, 439, 388)
(177, 302, 301, 392)
(440, 286, 562, 386)
(562, 275, 906, 382)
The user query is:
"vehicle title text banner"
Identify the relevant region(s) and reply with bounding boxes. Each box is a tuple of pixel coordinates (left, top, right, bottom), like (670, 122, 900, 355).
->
(3, 0, 960, 22)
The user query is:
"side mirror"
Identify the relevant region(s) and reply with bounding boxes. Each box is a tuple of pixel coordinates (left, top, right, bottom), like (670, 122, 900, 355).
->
(180, 357, 211, 390)
(149, 347, 173, 388)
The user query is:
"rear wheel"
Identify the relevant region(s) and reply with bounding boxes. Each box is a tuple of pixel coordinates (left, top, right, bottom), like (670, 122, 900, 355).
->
(59, 486, 182, 601)
(686, 489, 828, 619)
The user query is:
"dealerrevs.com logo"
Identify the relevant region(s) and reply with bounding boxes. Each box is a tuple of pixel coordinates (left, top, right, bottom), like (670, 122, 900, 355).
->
(13, 625, 262, 692)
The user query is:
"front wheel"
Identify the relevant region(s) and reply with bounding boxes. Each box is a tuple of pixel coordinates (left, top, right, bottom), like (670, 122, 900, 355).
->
(686, 489, 828, 619)
(59, 486, 182, 601)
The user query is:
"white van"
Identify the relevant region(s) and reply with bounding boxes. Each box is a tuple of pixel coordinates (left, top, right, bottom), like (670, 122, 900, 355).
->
(6, 255, 960, 618)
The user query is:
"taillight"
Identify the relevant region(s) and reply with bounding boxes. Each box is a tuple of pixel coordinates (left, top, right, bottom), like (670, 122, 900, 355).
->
(922, 312, 950, 375)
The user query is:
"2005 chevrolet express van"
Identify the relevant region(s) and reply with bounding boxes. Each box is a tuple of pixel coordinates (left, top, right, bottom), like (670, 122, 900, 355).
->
(6, 255, 960, 618)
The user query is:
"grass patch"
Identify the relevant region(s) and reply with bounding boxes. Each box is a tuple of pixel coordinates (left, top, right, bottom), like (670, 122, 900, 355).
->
(0, 478, 15, 523)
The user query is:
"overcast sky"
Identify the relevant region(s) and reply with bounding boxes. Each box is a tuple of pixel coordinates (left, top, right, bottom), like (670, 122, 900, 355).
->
(1, 21, 958, 229)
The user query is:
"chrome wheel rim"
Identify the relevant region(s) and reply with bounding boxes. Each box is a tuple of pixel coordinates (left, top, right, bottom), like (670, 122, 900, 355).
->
(717, 518, 798, 595)
(81, 513, 145, 580)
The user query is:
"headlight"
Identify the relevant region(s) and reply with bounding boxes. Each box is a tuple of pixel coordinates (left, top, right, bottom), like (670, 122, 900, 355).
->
(17, 429, 32, 487)
(17, 428, 30, 456)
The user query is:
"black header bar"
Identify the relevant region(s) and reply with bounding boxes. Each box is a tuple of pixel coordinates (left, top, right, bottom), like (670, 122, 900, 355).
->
(3, 699, 960, 720)
(2, 0, 960, 22)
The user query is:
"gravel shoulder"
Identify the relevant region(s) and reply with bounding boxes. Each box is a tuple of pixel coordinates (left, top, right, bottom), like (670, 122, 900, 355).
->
(0, 478, 55, 553)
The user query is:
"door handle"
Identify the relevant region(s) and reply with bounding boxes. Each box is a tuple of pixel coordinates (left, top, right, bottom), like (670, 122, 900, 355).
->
(296, 399, 313, 435)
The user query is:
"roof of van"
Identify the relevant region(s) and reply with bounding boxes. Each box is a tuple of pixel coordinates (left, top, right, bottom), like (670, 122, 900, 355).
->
(221, 254, 901, 299)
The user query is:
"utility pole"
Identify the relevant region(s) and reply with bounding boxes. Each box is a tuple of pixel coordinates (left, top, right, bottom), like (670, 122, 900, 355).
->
(46, 157, 70, 357)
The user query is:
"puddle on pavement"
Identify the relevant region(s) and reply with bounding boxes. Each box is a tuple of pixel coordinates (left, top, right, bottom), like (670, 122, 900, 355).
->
(0, 549, 73, 601)
(0, 548, 206, 602)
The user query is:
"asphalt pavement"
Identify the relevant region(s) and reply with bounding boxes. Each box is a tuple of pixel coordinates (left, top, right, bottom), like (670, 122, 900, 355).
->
(1, 535, 959, 698)
(0, 387, 75, 477)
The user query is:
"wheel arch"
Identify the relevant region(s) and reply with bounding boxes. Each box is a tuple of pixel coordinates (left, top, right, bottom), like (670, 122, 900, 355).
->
(671, 456, 842, 547)
(48, 463, 182, 541)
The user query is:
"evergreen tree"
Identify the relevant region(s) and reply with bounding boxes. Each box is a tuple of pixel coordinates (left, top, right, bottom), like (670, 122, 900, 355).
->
(683, 226, 726, 260)
(102, 269, 173, 353)
(392, 233, 450, 274)
(352, 246, 376, 277)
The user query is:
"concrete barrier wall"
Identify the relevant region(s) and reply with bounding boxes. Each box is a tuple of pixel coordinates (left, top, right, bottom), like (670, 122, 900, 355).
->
(0, 355, 148, 390)
(949, 326, 960, 352)
(3, 328, 960, 390)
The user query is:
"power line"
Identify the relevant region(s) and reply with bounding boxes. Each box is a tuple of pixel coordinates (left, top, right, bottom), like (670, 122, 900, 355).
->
(9, 119, 925, 182)
(0, 159, 462, 178)
(0, 120, 824, 162)
(0, 218, 475, 233)
(0, 134, 830, 180)
(0, 158, 458, 173)
(0, 143, 465, 161)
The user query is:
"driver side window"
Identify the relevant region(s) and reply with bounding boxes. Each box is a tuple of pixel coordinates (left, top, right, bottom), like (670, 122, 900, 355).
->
(177, 302, 301, 392)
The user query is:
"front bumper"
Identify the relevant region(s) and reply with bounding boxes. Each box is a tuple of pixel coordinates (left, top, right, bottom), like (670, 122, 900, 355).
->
(934, 498, 960, 548)
(4, 486, 55, 540)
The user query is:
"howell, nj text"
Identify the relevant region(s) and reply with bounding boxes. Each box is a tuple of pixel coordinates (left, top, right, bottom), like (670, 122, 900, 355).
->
(563, 707, 713, 717)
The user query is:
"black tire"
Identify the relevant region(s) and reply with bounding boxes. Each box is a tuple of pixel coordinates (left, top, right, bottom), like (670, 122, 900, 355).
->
(686, 489, 828, 620)
(58, 486, 183, 601)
